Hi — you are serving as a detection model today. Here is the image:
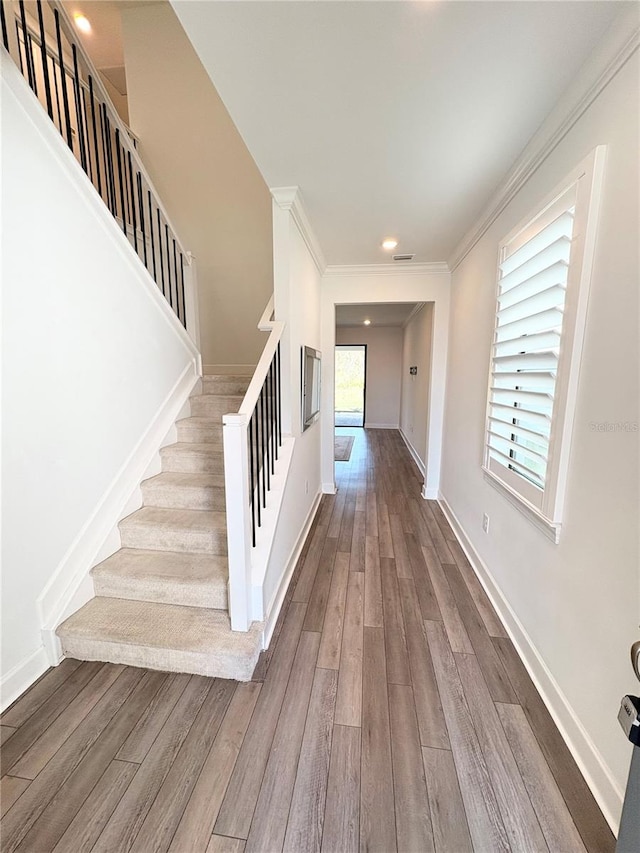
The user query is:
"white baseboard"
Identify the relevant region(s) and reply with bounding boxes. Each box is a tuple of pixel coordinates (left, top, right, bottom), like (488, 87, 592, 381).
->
(1, 646, 50, 712)
(421, 484, 439, 500)
(203, 363, 255, 375)
(438, 493, 624, 835)
(262, 490, 322, 649)
(37, 362, 200, 663)
(364, 422, 399, 430)
(322, 482, 337, 494)
(399, 427, 426, 477)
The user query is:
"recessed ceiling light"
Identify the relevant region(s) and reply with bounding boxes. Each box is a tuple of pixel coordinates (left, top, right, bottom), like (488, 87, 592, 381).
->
(382, 238, 398, 251)
(363, 319, 371, 326)
(74, 13, 92, 34)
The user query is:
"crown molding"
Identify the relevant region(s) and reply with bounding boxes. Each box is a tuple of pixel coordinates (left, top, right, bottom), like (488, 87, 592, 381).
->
(448, 14, 640, 272)
(403, 301, 427, 328)
(323, 262, 449, 278)
(271, 186, 327, 274)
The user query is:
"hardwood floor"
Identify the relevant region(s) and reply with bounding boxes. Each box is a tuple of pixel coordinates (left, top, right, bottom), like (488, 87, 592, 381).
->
(1, 428, 614, 852)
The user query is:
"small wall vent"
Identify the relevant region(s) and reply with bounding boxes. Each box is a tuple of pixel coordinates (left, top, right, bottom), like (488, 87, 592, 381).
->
(392, 253, 415, 262)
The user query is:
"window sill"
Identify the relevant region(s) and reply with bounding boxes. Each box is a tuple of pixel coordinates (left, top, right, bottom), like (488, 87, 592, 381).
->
(482, 467, 562, 544)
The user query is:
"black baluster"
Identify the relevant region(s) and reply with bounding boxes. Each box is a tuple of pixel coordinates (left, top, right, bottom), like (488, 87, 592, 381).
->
(179, 254, 186, 329)
(81, 87, 93, 182)
(137, 173, 147, 268)
(1, 0, 8, 51)
(102, 106, 116, 214)
(54, 10, 73, 149)
(261, 389, 267, 507)
(71, 45, 87, 172)
(115, 130, 127, 233)
(36, 1, 53, 119)
(51, 52, 62, 133)
(264, 382, 271, 492)
(157, 210, 166, 296)
(127, 151, 138, 253)
(165, 223, 173, 309)
(173, 240, 179, 322)
(18, 2, 34, 90)
(148, 192, 157, 284)
(249, 416, 256, 547)
(254, 411, 261, 530)
(277, 342, 282, 447)
(88, 76, 102, 197)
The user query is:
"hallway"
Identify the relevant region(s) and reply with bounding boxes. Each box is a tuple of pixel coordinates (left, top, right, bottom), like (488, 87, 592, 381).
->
(1, 429, 614, 852)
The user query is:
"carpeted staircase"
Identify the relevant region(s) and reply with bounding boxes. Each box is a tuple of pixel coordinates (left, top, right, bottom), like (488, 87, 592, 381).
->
(56, 375, 263, 681)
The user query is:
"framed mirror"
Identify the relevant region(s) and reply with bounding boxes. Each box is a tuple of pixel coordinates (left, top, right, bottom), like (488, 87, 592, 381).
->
(301, 346, 321, 431)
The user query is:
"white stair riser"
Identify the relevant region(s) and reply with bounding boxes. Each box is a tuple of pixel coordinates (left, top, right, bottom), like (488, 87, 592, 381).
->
(190, 397, 242, 418)
(58, 637, 256, 680)
(176, 423, 223, 444)
(141, 481, 225, 510)
(119, 523, 228, 555)
(92, 573, 227, 609)
(202, 378, 250, 395)
(160, 450, 225, 474)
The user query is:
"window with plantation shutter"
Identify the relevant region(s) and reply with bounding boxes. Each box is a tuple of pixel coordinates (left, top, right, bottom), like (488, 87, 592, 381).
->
(483, 148, 605, 541)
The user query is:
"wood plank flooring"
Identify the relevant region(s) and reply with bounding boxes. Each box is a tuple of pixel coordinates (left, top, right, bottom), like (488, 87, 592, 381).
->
(1, 428, 614, 852)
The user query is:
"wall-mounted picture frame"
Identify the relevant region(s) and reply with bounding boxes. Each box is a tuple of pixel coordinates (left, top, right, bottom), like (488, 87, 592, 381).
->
(301, 345, 321, 431)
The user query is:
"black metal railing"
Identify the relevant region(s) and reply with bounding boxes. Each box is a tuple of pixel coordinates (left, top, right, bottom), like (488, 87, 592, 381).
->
(247, 342, 282, 547)
(1, 0, 188, 327)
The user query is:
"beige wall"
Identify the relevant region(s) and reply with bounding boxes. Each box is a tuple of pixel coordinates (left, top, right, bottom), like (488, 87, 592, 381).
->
(121, 2, 273, 368)
(336, 326, 403, 428)
(400, 304, 433, 471)
(440, 40, 638, 827)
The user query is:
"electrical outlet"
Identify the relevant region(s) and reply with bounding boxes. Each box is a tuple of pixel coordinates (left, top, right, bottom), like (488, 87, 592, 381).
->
(482, 513, 490, 534)
(305, 480, 309, 495)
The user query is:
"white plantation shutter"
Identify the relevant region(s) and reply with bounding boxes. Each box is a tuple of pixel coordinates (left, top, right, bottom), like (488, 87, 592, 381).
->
(485, 184, 581, 514)
(483, 149, 604, 539)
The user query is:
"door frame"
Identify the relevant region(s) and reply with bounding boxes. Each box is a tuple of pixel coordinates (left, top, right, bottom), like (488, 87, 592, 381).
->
(334, 343, 367, 428)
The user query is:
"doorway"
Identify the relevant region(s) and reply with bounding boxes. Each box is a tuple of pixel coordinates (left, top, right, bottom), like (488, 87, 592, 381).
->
(335, 345, 366, 427)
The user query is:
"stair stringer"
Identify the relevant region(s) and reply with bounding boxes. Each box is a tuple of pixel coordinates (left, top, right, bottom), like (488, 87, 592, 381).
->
(38, 368, 200, 665)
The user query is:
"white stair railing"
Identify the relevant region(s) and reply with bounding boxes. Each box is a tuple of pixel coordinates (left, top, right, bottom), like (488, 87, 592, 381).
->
(223, 297, 285, 631)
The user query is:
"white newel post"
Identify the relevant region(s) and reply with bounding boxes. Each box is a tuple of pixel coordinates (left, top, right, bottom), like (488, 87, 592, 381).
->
(223, 413, 253, 631)
(183, 253, 201, 353)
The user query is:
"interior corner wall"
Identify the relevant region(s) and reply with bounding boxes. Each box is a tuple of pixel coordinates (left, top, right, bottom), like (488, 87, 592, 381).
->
(399, 304, 434, 471)
(120, 1, 273, 368)
(262, 203, 323, 621)
(441, 47, 639, 829)
(335, 326, 403, 428)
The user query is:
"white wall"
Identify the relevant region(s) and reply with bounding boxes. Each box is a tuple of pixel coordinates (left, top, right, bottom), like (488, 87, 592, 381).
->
(440, 23, 639, 830)
(0, 55, 199, 706)
(121, 1, 273, 371)
(400, 304, 434, 471)
(335, 326, 402, 428)
(321, 267, 450, 495)
(260, 190, 323, 636)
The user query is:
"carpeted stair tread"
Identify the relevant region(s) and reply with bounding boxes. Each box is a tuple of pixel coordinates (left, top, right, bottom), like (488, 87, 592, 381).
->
(91, 548, 228, 609)
(57, 597, 262, 681)
(189, 394, 244, 418)
(119, 506, 228, 555)
(141, 471, 226, 510)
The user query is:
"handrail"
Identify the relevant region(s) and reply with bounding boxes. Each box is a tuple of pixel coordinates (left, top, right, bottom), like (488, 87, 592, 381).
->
(1, 0, 192, 328)
(223, 298, 285, 631)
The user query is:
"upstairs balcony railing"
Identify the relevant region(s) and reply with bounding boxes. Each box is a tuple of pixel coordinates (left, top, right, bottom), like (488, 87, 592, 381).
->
(1, 0, 190, 328)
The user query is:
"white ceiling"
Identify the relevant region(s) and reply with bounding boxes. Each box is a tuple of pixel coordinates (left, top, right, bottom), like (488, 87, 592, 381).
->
(336, 302, 421, 327)
(172, 0, 626, 266)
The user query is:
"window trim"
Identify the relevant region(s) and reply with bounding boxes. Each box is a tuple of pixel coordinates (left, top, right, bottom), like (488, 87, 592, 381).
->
(482, 146, 606, 541)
